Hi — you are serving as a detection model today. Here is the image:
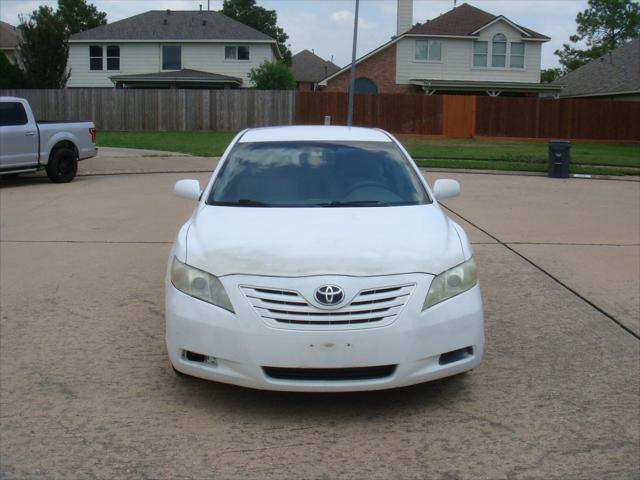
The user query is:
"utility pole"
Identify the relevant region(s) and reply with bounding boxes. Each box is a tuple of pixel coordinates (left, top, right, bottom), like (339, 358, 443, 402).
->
(346, 0, 360, 127)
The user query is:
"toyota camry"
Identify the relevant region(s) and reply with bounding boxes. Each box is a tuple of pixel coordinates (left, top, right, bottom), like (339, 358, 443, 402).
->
(166, 126, 484, 391)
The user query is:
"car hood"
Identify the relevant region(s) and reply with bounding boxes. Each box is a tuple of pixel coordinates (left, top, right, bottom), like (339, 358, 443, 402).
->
(185, 204, 464, 277)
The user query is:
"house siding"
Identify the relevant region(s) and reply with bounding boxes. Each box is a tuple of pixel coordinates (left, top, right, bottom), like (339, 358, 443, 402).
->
(323, 44, 414, 94)
(396, 20, 541, 85)
(67, 42, 275, 87)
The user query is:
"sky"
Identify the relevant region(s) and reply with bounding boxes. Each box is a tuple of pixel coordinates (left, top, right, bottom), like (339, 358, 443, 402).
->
(0, 0, 588, 68)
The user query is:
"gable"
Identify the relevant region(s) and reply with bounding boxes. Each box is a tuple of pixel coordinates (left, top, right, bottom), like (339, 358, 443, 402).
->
(475, 19, 527, 43)
(406, 3, 549, 40)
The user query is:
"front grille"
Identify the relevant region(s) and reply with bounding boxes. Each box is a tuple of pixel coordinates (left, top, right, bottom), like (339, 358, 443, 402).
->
(241, 283, 415, 330)
(263, 365, 397, 381)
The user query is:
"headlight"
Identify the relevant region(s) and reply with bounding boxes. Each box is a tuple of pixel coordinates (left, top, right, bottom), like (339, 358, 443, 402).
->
(170, 257, 234, 313)
(423, 257, 478, 310)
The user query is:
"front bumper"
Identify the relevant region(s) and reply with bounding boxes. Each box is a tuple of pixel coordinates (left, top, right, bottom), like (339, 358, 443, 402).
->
(165, 273, 484, 392)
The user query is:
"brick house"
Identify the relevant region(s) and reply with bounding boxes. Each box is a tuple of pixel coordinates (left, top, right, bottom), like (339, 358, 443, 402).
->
(319, 1, 561, 97)
(291, 49, 340, 91)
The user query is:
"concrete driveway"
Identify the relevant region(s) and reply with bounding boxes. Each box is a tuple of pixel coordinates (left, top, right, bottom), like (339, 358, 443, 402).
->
(1, 150, 638, 479)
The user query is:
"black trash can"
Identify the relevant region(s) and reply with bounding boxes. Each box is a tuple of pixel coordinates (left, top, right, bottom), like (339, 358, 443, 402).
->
(548, 140, 571, 178)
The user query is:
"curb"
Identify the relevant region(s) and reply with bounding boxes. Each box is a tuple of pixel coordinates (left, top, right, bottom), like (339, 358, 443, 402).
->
(419, 167, 640, 182)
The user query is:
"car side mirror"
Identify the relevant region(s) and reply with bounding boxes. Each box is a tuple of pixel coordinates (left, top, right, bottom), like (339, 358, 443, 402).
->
(433, 179, 460, 201)
(175, 179, 201, 201)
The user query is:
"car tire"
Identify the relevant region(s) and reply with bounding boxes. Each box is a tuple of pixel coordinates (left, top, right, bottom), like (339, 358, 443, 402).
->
(46, 147, 78, 183)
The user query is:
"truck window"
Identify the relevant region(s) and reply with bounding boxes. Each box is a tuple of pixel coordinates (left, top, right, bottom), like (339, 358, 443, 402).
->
(0, 102, 28, 127)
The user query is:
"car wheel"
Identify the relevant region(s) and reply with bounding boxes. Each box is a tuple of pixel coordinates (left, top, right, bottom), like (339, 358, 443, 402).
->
(46, 147, 78, 183)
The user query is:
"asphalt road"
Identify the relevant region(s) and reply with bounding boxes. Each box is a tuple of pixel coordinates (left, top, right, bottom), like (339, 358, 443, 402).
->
(1, 151, 639, 479)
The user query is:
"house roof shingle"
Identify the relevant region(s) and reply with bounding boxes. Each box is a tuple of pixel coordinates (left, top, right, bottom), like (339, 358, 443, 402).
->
(0, 21, 21, 50)
(110, 69, 242, 85)
(406, 3, 549, 40)
(69, 10, 275, 42)
(291, 50, 340, 83)
(552, 39, 640, 97)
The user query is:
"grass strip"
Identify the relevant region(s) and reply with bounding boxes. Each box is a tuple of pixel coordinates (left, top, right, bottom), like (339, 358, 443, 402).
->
(415, 159, 640, 176)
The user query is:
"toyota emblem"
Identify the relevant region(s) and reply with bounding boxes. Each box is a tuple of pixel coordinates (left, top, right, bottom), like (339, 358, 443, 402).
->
(315, 285, 345, 306)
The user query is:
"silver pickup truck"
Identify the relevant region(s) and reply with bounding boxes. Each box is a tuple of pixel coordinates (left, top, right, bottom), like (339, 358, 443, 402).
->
(0, 97, 97, 183)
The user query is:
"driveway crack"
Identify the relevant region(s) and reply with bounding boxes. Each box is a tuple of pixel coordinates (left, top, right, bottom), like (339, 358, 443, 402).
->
(442, 204, 640, 341)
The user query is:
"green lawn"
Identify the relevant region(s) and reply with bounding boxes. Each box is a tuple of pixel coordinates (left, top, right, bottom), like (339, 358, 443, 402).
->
(97, 131, 640, 176)
(398, 135, 640, 168)
(98, 131, 237, 157)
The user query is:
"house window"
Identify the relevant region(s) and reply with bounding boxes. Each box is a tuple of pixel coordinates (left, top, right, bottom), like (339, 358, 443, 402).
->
(89, 45, 103, 70)
(491, 34, 507, 67)
(106, 45, 120, 71)
(225, 45, 250, 60)
(415, 40, 442, 62)
(162, 45, 182, 70)
(473, 41, 488, 67)
(510, 42, 525, 68)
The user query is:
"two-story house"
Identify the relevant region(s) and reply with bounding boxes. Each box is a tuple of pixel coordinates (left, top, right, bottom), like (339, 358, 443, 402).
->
(67, 9, 280, 88)
(320, 2, 561, 97)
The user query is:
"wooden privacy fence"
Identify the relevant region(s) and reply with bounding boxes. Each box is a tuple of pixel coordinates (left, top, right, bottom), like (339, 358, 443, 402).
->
(296, 92, 444, 135)
(0, 89, 296, 131)
(1, 89, 638, 140)
(475, 96, 640, 140)
(297, 92, 640, 141)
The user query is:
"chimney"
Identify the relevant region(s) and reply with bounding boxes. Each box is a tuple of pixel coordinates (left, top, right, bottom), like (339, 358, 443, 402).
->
(199, 4, 202, 12)
(166, 9, 171, 15)
(397, 0, 413, 35)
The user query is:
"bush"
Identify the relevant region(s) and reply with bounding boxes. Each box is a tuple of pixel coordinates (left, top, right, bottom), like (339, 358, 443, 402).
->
(0, 51, 27, 88)
(248, 60, 296, 90)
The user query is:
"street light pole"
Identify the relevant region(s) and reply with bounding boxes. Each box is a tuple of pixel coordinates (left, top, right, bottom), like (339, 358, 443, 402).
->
(346, 0, 360, 127)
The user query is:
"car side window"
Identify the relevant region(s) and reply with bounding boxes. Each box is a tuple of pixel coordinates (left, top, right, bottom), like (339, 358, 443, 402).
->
(0, 102, 28, 127)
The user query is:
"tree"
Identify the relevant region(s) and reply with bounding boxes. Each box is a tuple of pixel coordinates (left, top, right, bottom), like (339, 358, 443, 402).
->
(58, 0, 107, 35)
(221, 0, 292, 65)
(0, 52, 27, 88)
(17, 0, 107, 88)
(540, 68, 562, 83)
(18, 6, 70, 88)
(556, 0, 640, 72)
(249, 60, 296, 90)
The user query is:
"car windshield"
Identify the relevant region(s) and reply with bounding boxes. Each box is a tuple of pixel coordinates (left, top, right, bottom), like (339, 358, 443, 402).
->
(207, 141, 431, 207)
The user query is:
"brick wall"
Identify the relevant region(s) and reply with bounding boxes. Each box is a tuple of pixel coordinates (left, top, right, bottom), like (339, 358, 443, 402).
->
(297, 81, 315, 92)
(322, 44, 416, 94)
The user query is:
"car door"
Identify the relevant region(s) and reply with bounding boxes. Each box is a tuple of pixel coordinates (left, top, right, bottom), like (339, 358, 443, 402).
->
(0, 101, 39, 170)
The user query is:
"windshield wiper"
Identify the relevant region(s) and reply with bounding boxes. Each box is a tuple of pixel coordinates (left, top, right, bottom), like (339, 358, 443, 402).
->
(319, 200, 388, 207)
(214, 199, 272, 207)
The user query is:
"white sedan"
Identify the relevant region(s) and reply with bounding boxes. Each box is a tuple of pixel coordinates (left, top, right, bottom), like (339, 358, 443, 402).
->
(166, 126, 484, 392)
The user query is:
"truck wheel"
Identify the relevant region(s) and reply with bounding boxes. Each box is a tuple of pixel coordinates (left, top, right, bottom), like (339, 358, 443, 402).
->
(46, 147, 78, 183)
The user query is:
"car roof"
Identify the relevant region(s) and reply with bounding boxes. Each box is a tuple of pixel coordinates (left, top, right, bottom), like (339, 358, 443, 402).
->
(0, 97, 24, 102)
(239, 125, 393, 143)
